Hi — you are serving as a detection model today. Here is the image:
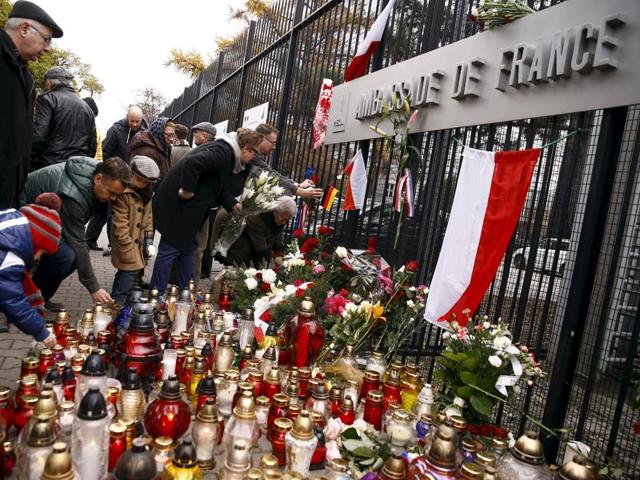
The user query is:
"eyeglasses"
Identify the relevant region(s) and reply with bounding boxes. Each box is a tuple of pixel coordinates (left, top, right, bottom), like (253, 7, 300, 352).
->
(164, 132, 176, 139)
(28, 24, 52, 45)
(264, 137, 277, 147)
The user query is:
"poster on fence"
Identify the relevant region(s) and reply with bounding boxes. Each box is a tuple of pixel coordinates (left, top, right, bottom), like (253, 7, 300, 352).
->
(242, 103, 269, 129)
(214, 120, 228, 135)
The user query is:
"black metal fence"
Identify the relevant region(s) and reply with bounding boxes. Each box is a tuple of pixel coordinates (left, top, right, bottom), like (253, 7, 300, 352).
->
(162, 0, 640, 475)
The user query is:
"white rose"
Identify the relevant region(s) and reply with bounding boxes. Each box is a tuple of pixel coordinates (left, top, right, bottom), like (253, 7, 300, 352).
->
(335, 246, 348, 258)
(324, 418, 344, 441)
(397, 265, 406, 273)
(244, 268, 257, 277)
(406, 300, 416, 309)
(272, 186, 285, 196)
(284, 284, 297, 296)
(353, 418, 369, 433)
(493, 336, 512, 349)
(488, 355, 502, 368)
(261, 269, 277, 284)
(244, 278, 258, 290)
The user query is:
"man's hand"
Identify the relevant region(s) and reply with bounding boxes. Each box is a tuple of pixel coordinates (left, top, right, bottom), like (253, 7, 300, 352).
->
(92, 289, 113, 304)
(298, 187, 323, 200)
(299, 179, 316, 189)
(232, 203, 242, 215)
(178, 188, 194, 200)
(146, 244, 157, 257)
(43, 333, 57, 348)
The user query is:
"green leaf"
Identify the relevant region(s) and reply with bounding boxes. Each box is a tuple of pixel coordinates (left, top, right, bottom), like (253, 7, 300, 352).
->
(462, 354, 481, 371)
(459, 371, 478, 386)
(352, 447, 376, 458)
(359, 457, 376, 466)
(340, 428, 360, 440)
(456, 386, 474, 399)
(342, 439, 364, 451)
(470, 393, 494, 418)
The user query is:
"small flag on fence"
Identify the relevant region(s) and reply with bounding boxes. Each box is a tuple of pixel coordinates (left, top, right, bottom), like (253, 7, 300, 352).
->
(294, 166, 316, 229)
(313, 79, 334, 149)
(394, 168, 415, 218)
(342, 149, 367, 211)
(321, 185, 339, 211)
(345, 0, 397, 82)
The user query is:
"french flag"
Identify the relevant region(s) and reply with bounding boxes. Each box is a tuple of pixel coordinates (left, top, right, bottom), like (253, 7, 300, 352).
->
(424, 147, 541, 327)
(345, 0, 396, 82)
(342, 149, 367, 211)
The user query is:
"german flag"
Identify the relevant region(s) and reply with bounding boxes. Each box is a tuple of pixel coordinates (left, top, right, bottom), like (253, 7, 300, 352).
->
(321, 185, 339, 211)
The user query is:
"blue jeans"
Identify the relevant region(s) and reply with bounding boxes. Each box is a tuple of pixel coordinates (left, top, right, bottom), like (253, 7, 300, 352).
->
(150, 237, 196, 293)
(111, 270, 140, 305)
(32, 242, 77, 301)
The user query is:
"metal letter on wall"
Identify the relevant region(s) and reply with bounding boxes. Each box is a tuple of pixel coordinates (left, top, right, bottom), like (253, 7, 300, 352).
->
(325, 0, 639, 144)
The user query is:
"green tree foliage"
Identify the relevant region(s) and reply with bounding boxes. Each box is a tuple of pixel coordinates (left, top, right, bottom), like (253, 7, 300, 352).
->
(0, 0, 104, 95)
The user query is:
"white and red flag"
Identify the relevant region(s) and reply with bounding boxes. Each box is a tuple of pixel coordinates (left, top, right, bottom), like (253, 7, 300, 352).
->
(312, 79, 333, 149)
(342, 149, 367, 211)
(394, 168, 415, 218)
(345, 0, 396, 82)
(424, 146, 541, 327)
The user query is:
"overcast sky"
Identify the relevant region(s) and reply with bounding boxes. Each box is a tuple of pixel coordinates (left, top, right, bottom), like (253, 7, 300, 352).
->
(34, 0, 247, 133)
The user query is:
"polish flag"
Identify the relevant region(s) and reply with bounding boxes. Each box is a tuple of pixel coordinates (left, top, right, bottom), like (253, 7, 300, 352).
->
(345, 0, 396, 82)
(424, 147, 541, 327)
(342, 149, 367, 211)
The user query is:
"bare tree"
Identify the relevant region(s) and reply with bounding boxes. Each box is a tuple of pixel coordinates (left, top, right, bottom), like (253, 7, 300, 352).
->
(133, 87, 167, 123)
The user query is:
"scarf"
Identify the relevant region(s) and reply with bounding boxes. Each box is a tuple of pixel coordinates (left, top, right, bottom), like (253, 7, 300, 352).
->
(219, 132, 244, 174)
(137, 185, 154, 205)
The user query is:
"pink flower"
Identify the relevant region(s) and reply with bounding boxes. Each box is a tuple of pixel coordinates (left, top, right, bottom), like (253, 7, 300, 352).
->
(378, 274, 394, 294)
(324, 418, 344, 441)
(326, 440, 341, 462)
(313, 264, 326, 274)
(323, 294, 348, 315)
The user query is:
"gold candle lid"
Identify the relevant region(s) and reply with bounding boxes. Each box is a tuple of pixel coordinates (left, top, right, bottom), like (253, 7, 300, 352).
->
(427, 425, 458, 469)
(218, 333, 233, 347)
(329, 386, 342, 401)
(291, 410, 314, 440)
(238, 381, 254, 396)
(41, 442, 74, 480)
(340, 396, 354, 412)
(248, 369, 263, 382)
(462, 439, 478, 452)
(328, 458, 349, 473)
(256, 396, 270, 408)
(224, 369, 240, 382)
(274, 417, 293, 433)
(197, 399, 219, 423)
(367, 390, 383, 403)
(248, 468, 263, 480)
(559, 455, 597, 480)
(185, 345, 195, 357)
(22, 356, 39, 368)
(36, 391, 59, 418)
(298, 297, 315, 318)
(285, 381, 299, 399)
(0, 386, 10, 401)
(288, 405, 301, 418)
(227, 439, 252, 469)
(110, 422, 127, 435)
(364, 369, 380, 382)
(22, 394, 39, 406)
(512, 431, 545, 465)
(233, 391, 257, 420)
(60, 401, 74, 413)
(460, 463, 484, 479)
(27, 414, 55, 447)
(266, 368, 280, 385)
(272, 393, 290, 408)
(155, 436, 174, 452)
(40, 348, 53, 358)
(298, 366, 311, 379)
(380, 455, 406, 480)
(482, 466, 497, 480)
(476, 450, 497, 467)
(260, 454, 279, 469)
(392, 409, 411, 422)
(55, 309, 69, 323)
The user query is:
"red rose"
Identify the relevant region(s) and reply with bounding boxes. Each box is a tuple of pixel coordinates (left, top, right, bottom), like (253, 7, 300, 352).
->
(260, 283, 271, 292)
(294, 229, 303, 238)
(292, 279, 304, 287)
(405, 260, 419, 271)
(367, 236, 377, 254)
(468, 424, 480, 435)
(321, 251, 329, 259)
(311, 174, 320, 184)
(300, 237, 321, 254)
(319, 225, 334, 236)
(339, 289, 350, 298)
(259, 309, 272, 322)
(480, 424, 494, 437)
(256, 272, 263, 280)
(341, 263, 353, 272)
(493, 426, 508, 439)
(295, 288, 305, 298)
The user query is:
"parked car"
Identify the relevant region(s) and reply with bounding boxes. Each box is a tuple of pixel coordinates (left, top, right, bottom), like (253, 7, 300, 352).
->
(512, 238, 570, 275)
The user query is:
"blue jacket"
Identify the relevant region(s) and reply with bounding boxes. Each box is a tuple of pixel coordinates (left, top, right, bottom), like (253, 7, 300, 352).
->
(0, 208, 49, 341)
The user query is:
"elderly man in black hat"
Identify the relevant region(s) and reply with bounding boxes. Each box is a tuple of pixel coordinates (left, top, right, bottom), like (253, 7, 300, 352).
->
(0, 0, 63, 208)
(30, 66, 97, 172)
(191, 122, 217, 146)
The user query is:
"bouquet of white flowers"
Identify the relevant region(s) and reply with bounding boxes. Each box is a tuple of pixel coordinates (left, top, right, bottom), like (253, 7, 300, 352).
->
(470, 0, 535, 30)
(214, 170, 286, 256)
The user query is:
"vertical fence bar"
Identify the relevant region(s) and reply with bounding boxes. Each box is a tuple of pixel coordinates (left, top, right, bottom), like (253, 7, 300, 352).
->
(541, 106, 629, 461)
(234, 21, 257, 129)
(270, 0, 305, 171)
(208, 52, 226, 126)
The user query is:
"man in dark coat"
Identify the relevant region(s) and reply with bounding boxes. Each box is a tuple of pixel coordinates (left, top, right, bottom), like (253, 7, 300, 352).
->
(29, 66, 97, 172)
(0, 1, 63, 208)
(129, 116, 175, 181)
(150, 129, 263, 293)
(86, 105, 148, 252)
(20, 157, 132, 309)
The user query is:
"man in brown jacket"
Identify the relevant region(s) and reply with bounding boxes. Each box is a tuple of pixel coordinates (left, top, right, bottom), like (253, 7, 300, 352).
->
(129, 116, 175, 182)
(110, 155, 159, 304)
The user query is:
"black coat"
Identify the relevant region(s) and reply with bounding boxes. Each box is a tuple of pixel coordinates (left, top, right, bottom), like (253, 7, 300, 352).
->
(153, 140, 238, 250)
(0, 31, 35, 208)
(102, 117, 149, 162)
(29, 85, 97, 171)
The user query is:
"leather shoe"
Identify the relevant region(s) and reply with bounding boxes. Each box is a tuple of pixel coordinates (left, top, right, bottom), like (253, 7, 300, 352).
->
(102, 247, 111, 257)
(45, 300, 65, 312)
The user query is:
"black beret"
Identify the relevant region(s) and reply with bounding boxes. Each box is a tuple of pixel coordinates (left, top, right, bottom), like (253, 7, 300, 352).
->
(9, 0, 63, 38)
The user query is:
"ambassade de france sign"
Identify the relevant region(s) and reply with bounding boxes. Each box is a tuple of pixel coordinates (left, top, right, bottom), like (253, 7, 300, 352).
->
(325, 0, 640, 144)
